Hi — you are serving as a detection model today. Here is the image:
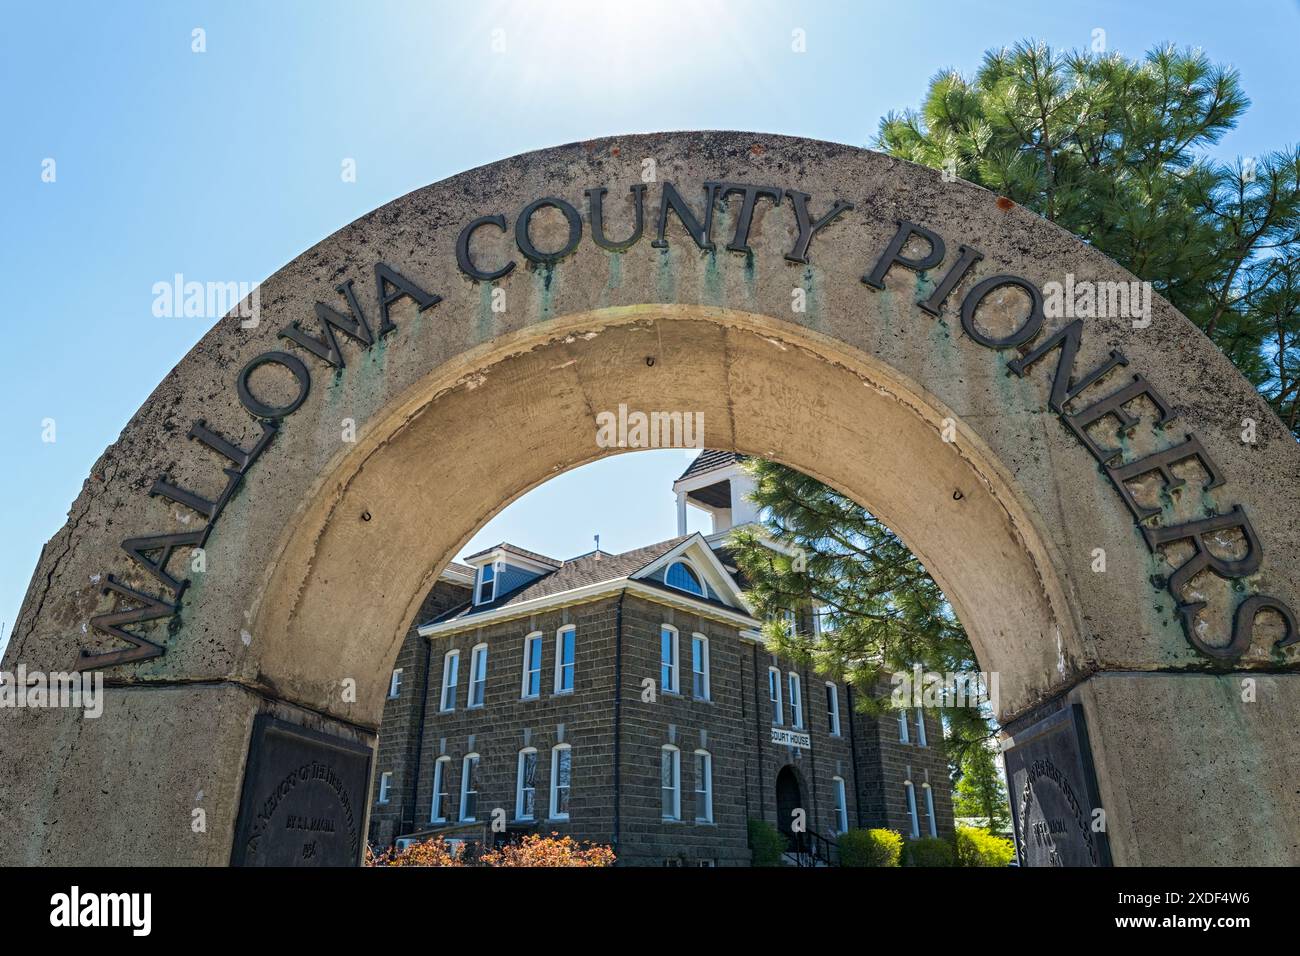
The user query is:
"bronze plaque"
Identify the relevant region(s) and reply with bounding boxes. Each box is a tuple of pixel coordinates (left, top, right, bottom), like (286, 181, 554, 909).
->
(231, 715, 372, 867)
(1003, 704, 1111, 867)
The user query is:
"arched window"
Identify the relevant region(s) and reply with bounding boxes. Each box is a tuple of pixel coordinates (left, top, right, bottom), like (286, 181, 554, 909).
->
(923, 781, 938, 837)
(468, 643, 488, 707)
(665, 560, 704, 596)
(904, 780, 920, 838)
(660, 625, 679, 693)
(660, 745, 681, 820)
(832, 776, 848, 833)
(691, 634, 710, 700)
(459, 753, 480, 822)
(554, 626, 576, 693)
(550, 744, 572, 820)
(430, 755, 451, 822)
(515, 748, 538, 821)
(693, 750, 713, 823)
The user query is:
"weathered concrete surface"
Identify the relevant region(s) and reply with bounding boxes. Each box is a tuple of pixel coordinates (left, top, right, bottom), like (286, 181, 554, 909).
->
(1074, 672, 1300, 866)
(1, 132, 1296, 864)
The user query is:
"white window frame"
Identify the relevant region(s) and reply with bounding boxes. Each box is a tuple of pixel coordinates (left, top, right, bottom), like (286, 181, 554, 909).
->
(905, 780, 920, 838)
(780, 608, 797, 635)
(549, 743, 572, 821)
(833, 776, 848, 834)
(660, 624, 679, 694)
(787, 671, 804, 729)
(915, 706, 928, 747)
(468, 643, 488, 708)
(521, 631, 543, 699)
(388, 668, 403, 699)
(439, 649, 459, 712)
(515, 747, 538, 821)
(459, 753, 480, 822)
(377, 771, 392, 804)
(553, 625, 576, 694)
(825, 681, 841, 736)
(475, 561, 499, 605)
(898, 707, 910, 744)
(665, 559, 705, 596)
(693, 749, 713, 823)
(768, 666, 783, 726)
(430, 755, 450, 822)
(690, 633, 710, 701)
(923, 782, 938, 837)
(660, 745, 681, 821)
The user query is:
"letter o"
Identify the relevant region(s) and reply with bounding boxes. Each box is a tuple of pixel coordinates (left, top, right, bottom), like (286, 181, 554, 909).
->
(960, 274, 1045, 349)
(515, 197, 582, 265)
(237, 350, 311, 419)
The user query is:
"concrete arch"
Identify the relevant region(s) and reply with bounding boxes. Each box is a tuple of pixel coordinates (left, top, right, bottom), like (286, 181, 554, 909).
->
(1, 132, 1297, 866)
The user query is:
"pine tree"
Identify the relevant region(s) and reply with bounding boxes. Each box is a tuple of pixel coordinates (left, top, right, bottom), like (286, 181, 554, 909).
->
(877, 40, 1300, 436)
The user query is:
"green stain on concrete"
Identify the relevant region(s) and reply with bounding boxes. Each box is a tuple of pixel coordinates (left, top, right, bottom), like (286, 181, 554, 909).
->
(477, 282, 496, 342)
(599, 252, 623, 308)
(535, 263, 558, 321)
(656, 247, 675, 303)
(801, 266, 820, 330)
(703, 249, 724, 306)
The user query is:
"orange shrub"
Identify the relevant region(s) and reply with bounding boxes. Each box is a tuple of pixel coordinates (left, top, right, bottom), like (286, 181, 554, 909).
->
(478, 833, 616, 868)
(368, 836, 466, 867)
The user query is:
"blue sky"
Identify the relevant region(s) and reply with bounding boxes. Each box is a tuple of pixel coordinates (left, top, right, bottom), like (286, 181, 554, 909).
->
(2, 0, 1297, 653)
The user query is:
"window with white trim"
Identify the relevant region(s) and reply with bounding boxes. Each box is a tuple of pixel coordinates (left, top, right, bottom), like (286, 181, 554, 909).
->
(691, 634, 710, 700)
(388, 668, 403, 699)
(787, 671, 804, 729)
(768, 666, 783, 725)
(550, 744, 572, 820)
(825, 681, 841, 735)
(459, 753, 480, 822)
(915, 706, 928, 747)
(660, 625, 679, 694)
(832, 776, 848, 833)
(475, 561, 498, 605)
(468, 643, 488, 707)
(554, 626, 575, 694)
(665, 560, 705, 596)
(905, 780, 920, 838)
(779, 608, 797, 635)
(515, 748, 537, 821)
(377, 771, 392, 804)
(430, 756, 450, 822)
(923, 782, 938, 837)
(521, 632, 542, 699)
(897, 707, 910, 743)
(660, 745, 681, 821)
(694, 750, 713, 823)
(439, 650, 459, 712)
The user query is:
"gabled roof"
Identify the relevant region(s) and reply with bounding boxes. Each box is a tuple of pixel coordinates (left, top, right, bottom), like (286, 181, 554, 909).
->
(418, 534, 757, 637)
(675, 449, 746, 483)
(460, 542, 561, 568)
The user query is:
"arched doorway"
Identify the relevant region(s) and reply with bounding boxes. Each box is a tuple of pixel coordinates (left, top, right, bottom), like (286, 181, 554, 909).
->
(774, 766, 804, 844)
(1, 132, 1296, 866)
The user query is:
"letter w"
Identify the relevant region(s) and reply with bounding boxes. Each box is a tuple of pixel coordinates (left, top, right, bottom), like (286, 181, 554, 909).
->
(279, 280, 373, 368)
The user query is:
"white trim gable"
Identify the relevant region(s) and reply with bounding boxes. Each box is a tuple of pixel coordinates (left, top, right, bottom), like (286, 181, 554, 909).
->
(628, 534, 752, 614)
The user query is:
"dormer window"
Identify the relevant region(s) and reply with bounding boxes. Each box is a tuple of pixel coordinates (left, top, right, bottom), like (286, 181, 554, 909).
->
(665, 560, 704, 597)
(475, 562, 499, 605)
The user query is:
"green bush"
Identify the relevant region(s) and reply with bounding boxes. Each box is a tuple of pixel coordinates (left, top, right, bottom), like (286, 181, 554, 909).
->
(837, 828, 903, 867)
(954, 826, 1015, 867)
(747, 819, 786, 867)
(902, 836, 956, 867)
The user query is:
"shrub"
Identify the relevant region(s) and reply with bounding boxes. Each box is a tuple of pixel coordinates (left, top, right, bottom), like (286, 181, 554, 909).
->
(748, 818, 786, 867)
(478, 833, 615, 867)
(902, 836, 956, 867)
(837, 828, 903, 867)
(954, 826, 1015, 867)
(368, 836, 465, 867)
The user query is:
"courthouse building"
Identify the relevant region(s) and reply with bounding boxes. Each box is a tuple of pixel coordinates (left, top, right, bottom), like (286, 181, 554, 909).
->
(368, 451, 953, 865)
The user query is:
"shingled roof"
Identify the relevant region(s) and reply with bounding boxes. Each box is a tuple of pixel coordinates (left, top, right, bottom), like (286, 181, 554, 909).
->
(460, 541, 561, 567)
(676, 449, 746, 482)
(425, 536, 693, 627)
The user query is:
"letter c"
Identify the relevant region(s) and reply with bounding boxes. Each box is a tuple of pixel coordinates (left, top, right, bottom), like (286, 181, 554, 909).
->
(456, 214, 516, 281)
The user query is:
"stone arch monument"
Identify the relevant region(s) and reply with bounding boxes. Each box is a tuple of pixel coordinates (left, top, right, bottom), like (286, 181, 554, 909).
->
(2, 132, 1296, 866)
